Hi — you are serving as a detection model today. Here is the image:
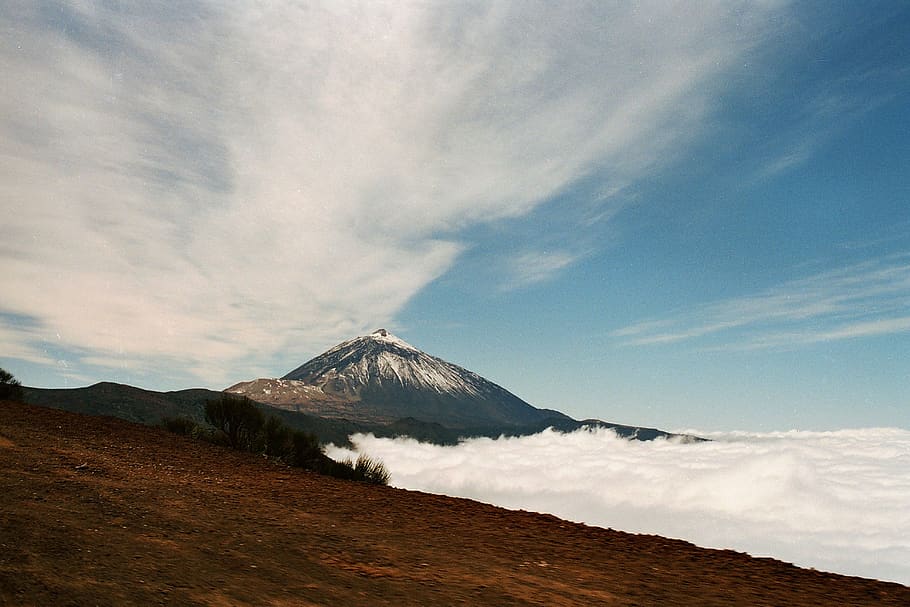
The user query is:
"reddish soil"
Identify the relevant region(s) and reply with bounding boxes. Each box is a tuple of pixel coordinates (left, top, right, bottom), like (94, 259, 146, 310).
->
(1, 401, 907, 606)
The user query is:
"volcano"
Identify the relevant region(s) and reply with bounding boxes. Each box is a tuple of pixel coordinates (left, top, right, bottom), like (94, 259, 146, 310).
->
(229, 329, 570, 429)
(228, 329, 691, 441)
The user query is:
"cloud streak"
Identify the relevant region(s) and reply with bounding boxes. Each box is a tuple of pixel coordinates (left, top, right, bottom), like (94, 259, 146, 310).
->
(613, 254, 910, 350)
(1, 1, 786, 386)
(502, 249, 579, 289)
(327, 427, 910, 585)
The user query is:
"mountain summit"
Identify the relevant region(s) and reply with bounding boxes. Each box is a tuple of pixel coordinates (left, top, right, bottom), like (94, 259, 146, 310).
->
(229, 329, 570, 429)
(285, 329, 502, 401)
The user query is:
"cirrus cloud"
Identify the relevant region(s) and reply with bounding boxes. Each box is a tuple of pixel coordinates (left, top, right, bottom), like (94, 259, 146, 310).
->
(613, 253, 910, 350)
(1, 1, 787, 386)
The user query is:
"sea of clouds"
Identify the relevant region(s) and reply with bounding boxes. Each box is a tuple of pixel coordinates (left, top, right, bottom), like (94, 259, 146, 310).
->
(326, 427, 910, 585)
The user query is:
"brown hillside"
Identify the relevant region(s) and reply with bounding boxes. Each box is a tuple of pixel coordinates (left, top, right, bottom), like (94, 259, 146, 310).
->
(1, 401, 907, 606)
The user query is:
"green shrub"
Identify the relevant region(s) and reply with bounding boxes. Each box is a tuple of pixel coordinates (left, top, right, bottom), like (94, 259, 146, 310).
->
(323, 456, 362, 480)
(163, 416, 199, 436)
(288, 429, 321, 467)
(205, 394, 264, 452)
(161, 416, 212, 440)
(0, 368, 23, 402)
(316, 453, 390, 485)
(353, 453, 391, 485)
(262, 415, 293, 460)
(166, 395, 390, 486)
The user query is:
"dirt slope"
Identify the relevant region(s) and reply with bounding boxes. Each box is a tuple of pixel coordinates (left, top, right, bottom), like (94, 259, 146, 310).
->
(1, 401, 907, 606)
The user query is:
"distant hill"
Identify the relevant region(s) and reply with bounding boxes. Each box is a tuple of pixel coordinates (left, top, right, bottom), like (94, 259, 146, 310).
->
(23, 383, 219, 425)
(22, 383, 367, 446)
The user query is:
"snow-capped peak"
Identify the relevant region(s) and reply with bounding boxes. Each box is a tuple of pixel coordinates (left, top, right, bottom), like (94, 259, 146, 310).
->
(241, 329, 574, 430)
(283, 328, 488, 397)
(366, 328, 419, 352)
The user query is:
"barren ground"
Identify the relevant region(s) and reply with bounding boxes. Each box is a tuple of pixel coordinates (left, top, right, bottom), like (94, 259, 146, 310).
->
(1, 401, 907, 606)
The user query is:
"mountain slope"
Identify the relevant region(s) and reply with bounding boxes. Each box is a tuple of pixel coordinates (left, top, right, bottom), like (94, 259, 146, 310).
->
(22, 382, 222, 426)
(240, 329, 571, 429)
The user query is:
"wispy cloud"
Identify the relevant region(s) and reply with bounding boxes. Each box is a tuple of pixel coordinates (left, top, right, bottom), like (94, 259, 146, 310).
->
(502, 249, 579, 289)
(755, 60, 908, 179)
(613, 254, 910, 349)
(757, 138, 816, 179)
(1, 2, 787, 386)
(327, 427, 910, 585)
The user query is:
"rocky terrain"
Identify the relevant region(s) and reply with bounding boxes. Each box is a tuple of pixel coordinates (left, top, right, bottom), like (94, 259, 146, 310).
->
(2, 400, 907, 606)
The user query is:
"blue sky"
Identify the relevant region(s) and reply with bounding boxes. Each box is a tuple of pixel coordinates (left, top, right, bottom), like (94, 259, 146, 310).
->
(1, 1, 908, 431)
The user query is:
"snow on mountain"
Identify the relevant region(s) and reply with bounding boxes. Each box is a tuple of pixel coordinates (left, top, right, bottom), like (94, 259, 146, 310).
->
(282, 329, 487, 398)
(226, 378, 323, 399)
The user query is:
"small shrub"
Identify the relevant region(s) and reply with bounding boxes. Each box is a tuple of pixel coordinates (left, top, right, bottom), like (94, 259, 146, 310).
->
(353, 454, 391, 485)
(290, 429, 323, 468)
(205, 394, 264, 452)
(262, 416, 294, 460)
(168, 397, 390, 486)
(316, 453, 390, 485)
(318, 456, 359, 481)
(0, 368, 23, 402)
(162, 416, 208, 440)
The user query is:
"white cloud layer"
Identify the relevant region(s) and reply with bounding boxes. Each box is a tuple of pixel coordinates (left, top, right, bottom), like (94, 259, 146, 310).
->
(0, 1, 783, 385)
(327, 427, 910, 585)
